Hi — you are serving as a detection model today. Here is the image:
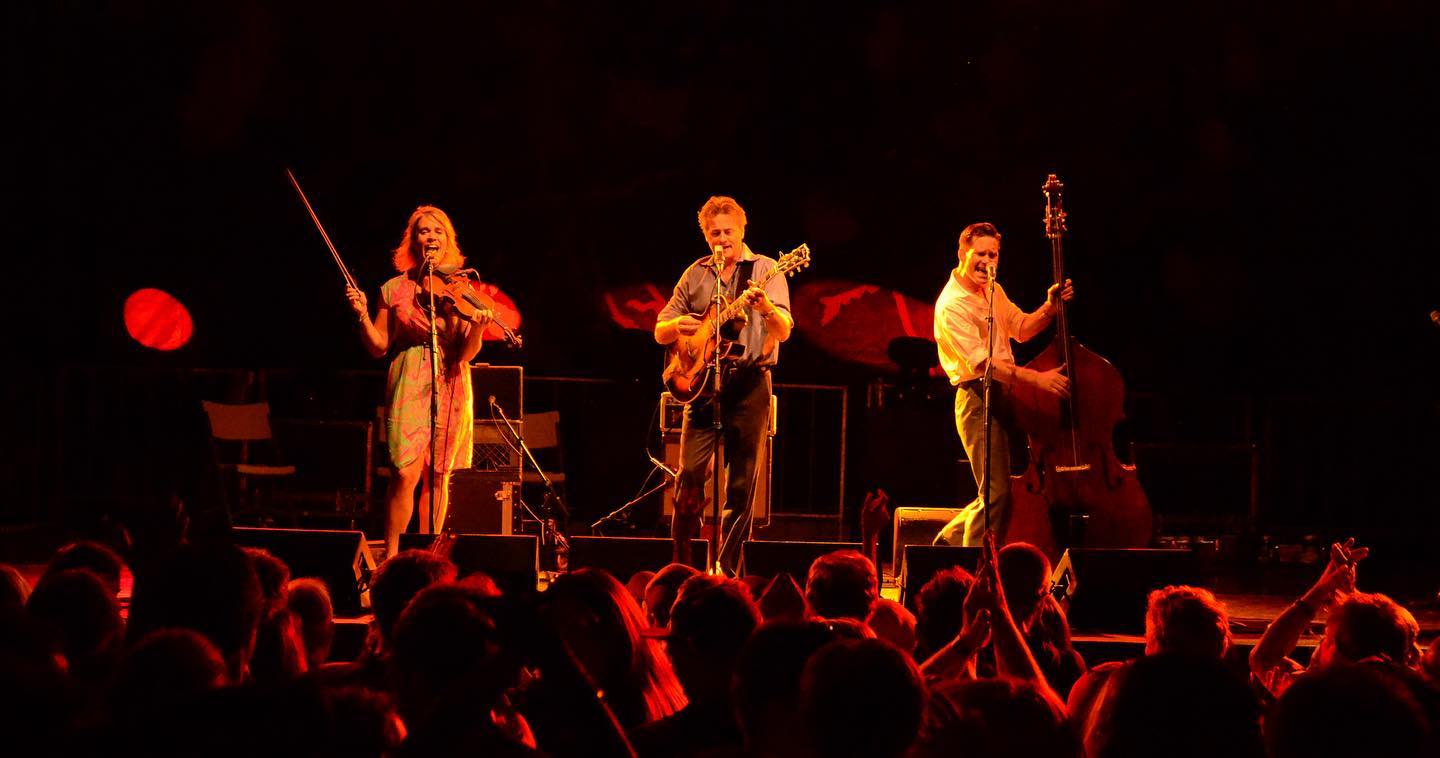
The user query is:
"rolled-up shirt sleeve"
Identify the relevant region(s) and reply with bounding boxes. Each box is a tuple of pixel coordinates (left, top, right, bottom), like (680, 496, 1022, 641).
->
(1002, 293, 1026, 338)
(656, 268, 695, 324)
(762, 260, 791, 316)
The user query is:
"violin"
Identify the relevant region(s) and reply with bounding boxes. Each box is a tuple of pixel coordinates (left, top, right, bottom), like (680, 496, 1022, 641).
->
(417, 266, 524, 348)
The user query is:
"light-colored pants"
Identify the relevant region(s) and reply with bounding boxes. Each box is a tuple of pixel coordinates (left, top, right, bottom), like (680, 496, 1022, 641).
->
(936, 381, 1011, 546)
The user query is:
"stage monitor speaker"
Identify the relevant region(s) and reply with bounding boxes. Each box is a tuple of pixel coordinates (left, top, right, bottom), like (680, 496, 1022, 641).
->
(900, 545, 983, 608)
(743, 540, 862, 582)
(1051, 548, 1200, 633)
(233, 527, 376, 614)
(568, 536, 710, 580)
(472, 365, 523, 477)
(472, 365, 523, 419)
(447, 470, 515, 534)
(400, 533, 538, 598)
(660, 392, 774, 523)
(892, 506, 965, 579)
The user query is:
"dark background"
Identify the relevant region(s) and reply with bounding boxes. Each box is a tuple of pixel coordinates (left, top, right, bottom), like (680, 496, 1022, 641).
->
(7, 1, 1439, 550)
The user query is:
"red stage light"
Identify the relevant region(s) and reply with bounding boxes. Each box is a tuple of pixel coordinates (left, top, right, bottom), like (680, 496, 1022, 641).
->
(792, 279, 936, 369)
(603, 283, 669, 331)
(474, 281, 523, 343)
(123, 288, 194, 351)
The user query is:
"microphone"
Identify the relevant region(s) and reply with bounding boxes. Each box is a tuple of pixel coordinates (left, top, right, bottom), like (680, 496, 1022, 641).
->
(488, 395, 498, 407)
(712, 244, 726, 269)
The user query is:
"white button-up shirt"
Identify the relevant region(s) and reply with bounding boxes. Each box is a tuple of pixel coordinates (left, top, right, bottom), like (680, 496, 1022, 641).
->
(934, 268, 1026, 385)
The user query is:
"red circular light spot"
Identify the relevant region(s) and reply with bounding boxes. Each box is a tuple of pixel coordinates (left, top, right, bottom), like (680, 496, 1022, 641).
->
(474, 282, 522, 342)
(124, 288, 194, 351)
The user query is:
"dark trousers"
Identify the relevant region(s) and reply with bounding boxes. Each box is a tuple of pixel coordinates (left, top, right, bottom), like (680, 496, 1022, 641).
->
(675, 367, 771, 573)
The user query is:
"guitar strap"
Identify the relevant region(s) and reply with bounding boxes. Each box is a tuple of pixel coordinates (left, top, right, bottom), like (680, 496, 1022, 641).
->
(718, 259, 759, 346)
(735, 258, 757, 291)
(723, 258, 763, 365)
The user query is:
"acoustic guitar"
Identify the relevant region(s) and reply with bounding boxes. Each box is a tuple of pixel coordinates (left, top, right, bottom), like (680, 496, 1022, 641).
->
(662, 243, 811, 404)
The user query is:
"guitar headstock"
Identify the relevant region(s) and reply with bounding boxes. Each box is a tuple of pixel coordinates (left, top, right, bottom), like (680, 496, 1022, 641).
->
(774, 243, 812, 278)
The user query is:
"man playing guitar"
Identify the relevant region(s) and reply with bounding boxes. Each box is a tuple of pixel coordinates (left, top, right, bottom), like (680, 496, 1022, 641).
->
(654, 195, 792, 574)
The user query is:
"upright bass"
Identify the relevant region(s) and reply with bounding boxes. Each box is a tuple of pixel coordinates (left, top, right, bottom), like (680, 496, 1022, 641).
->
(1001, 175, 1153, 560)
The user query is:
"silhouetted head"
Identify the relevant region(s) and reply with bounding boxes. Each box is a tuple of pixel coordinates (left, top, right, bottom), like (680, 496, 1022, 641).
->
(1144, 585, 1231, 658)
(644, 562, 701, 629)
(996, 542, 1051, 629)
(805, 549, 878, 621)
(867, 598, 918, 654)
(388, 578, 507, 728)
(665, 574, 760, 702)
(626, 570, 655, 606)
(801, 638, 926, 758)
(1266, 662, 1431, 758)
(242, 547, 291, 612)
(27, 568, 123, 680)
(126, 541, 263, 682)
(286, 577, 334, 669)
(1088, 654, 1263, 758)
(544, 568, 686, 727)
(1313, 592, 1421, 669)
(45, 541, 125, 597)
(112, 628, 228, 725)
(735, 620, 841, 755)
(915, 676, 1079, 758)
(369, 549, 457, 648)
(914, 565, 975, 659)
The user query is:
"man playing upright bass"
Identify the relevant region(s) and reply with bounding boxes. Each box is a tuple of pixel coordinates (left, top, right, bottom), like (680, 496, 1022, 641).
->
(933, 222, 1073, 547)
(655, 195, 793, 574)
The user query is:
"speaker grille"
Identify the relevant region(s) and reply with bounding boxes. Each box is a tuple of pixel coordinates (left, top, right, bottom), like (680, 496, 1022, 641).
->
(472, 421, 522, 478)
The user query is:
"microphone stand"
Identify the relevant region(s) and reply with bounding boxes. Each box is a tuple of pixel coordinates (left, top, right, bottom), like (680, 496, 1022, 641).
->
(590, 452, 676, 533)
(489, 397, 570, 569)
(425, 254, 441, 536)
(706, 250, 726, 575)
(980, 262, 997, 538)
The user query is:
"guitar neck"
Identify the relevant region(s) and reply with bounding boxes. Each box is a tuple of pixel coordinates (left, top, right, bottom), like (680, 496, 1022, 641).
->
(715, 268, 780, 322)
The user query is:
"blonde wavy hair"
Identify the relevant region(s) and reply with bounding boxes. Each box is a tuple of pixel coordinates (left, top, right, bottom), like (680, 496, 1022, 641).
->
(392, 205, 465, 273)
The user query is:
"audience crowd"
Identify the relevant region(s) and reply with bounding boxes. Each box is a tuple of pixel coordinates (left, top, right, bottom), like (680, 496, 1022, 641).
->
(1, 517, 1435, 756)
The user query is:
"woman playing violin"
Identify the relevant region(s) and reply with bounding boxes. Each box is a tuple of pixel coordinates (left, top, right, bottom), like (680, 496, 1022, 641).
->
(346, 205, 490, 557)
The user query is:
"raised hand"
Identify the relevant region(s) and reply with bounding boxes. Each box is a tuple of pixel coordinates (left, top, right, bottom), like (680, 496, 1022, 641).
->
(861, 489, 891, 544)
(1305, 537, 1368, 609)
(969, 532, 1010, 614)
(742, 280, 776, 316)
(346, 285, 369, 321)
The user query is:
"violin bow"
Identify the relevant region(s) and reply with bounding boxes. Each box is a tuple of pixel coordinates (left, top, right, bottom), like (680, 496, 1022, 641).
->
(285, 168, 359, 290)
